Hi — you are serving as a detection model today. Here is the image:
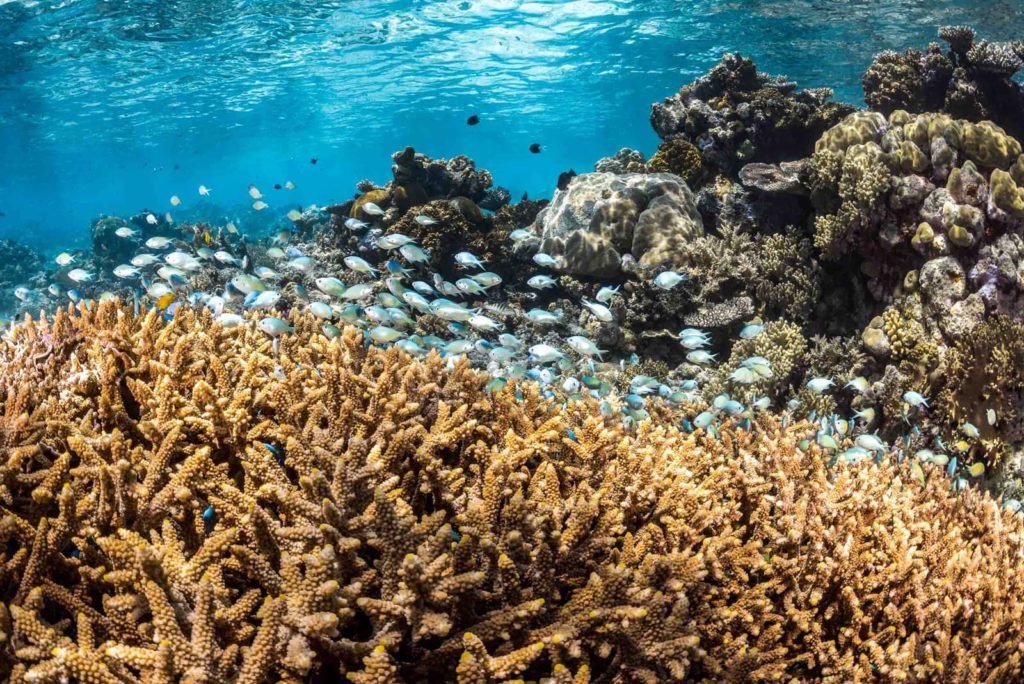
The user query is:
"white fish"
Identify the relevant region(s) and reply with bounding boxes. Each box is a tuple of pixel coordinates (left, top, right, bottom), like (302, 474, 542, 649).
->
(369, 326, 404, 343)
(144, 281, 171, 298)
(14, 287, 32, 302)
(527, 275, 558, 289)
(433, 303, 475, 322)
(508, 229, 535, 242)
(855, 434, 886, 452)
(206, 296, 226, 316)
(248, 291, 281, 309)
(287, 209, 303, 221)
(55, 252, 75, 266)
(529, 344, 564, 363)
(249, 185, 263, 199)
(146, 236, 173, 249)
(399, 244, 430, 263)
(345, 218, 369, 231)
(526, 308, 561, 325)
(157, 265, 188, 282)
(344, 256, 379, 275)
(166, 251, 202, 271)
(654, 271, 687, 290)
(199, 185, 212, 196)
(455, 251, 486, 270)
(214, 251, 238, 266)
(287, 256, 314, 273)
(567, 336, 605, 359)
(265, 247, 286, 260)
(581, 298, 613, 322)
(471, 272, 503, 288)
(67, 268, 94, 283)
(217, 313, 245, 327)
(115, 227, 137, 239)
(595, 285, 620, 303)
(285, 181, 296, 190)
(468, 314, 503, 332)
(308, 302, 334, 320)
(257, 316, 294, 337)
(532, 253, 558, 268)
(806, 377, 835, 394)
(414, 215, 438, 226)
(170, 195, 182, 206)
(341, 283, 376, 301)
(498, 333, 522, 349)
(455, 278, 487, 295)
(361, 201, 385, 216)
(253, 266, 281, 281)
(130, 253, 160, 267)
(113, 264, 140, 279)
(377, 234, 415, 250)
(252, 201, 269, 211)
(145, 213, 158, 225)
(315, 277, 346, 298)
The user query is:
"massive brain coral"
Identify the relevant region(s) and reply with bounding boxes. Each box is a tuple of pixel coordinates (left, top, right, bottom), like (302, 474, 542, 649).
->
(530, 172, 703, 278)
(2, 303, 1024, 681)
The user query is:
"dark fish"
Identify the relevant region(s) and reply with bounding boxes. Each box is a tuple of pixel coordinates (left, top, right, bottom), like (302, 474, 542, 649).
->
(556, 168, 576, 191)
(529, 143, 542, 154)
(173, 163, 180, 170)
(274, 183, 282, 190)
(467, 114, 480, 126)
(0, 211, 5, 218)
(310, 158, 318, 165)
(520, 192, 528, 201)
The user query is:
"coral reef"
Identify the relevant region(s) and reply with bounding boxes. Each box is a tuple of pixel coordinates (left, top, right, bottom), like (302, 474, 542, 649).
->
(651, 53, 854, 177)
(862, 27, 1024, 140)
(3, 303, 1024, 682)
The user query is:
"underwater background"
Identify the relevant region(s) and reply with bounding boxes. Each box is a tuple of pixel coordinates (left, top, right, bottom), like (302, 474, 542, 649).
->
(2, 0, 1024, 253)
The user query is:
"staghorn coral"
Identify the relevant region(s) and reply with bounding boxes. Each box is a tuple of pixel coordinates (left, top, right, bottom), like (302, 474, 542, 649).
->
(1, 303, 1024, 681)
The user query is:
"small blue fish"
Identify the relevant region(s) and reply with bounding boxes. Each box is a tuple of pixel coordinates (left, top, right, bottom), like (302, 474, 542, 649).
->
(286, 246, 305, 258)
(566, 428, 578, 442)
(738, 323, 763, 339)
(202, 505, 216, 533)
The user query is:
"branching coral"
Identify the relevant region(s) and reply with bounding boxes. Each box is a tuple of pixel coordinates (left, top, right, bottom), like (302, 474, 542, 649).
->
(1, 303, 1024, 681)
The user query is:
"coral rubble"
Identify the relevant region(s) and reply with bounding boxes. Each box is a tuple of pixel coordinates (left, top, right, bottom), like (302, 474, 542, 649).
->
(2, 303, 1024, 682)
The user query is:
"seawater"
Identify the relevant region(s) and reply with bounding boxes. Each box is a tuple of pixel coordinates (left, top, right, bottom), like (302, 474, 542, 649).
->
(0, 0, 1022, 253)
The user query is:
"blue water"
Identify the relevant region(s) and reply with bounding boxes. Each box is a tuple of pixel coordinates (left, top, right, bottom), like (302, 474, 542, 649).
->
(1, 0, 1023, 254)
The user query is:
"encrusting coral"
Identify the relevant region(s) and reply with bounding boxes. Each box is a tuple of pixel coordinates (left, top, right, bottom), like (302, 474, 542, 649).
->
(3, 302, 1024, 681)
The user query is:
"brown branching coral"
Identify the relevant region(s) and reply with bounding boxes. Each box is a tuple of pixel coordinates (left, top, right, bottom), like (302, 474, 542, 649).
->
(3, 302, 1024, 682)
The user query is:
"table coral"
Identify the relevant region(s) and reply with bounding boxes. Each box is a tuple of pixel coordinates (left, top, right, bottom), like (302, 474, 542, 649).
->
(3, 303, 1024, 681)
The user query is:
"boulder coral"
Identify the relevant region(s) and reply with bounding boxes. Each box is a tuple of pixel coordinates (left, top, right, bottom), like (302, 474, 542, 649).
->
(2, 303, 1024, 681)
(531, 172, 704, 278)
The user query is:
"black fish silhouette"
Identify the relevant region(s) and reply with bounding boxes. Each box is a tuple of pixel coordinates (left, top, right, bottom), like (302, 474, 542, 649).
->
(529, 143, 542, 153)
(467, 114, 480, 126)
(557, 169, 576, 191)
